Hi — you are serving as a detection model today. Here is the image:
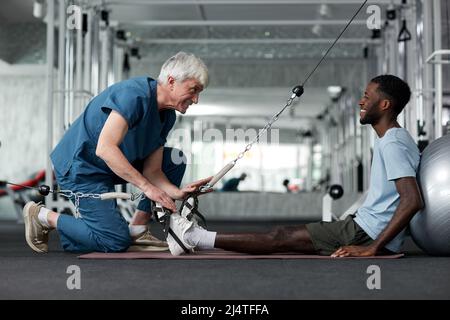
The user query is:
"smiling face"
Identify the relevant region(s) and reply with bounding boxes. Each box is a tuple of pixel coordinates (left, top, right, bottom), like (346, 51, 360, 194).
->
(358, 82, 384, 125)
(168, 77, 204, 114)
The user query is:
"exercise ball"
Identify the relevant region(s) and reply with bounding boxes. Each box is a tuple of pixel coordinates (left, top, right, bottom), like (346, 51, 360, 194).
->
(410, 133, 450, 256)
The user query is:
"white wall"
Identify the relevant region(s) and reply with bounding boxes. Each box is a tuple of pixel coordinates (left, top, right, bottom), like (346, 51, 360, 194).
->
(0, 66, 47, 181)
(195, 190, 362, 221)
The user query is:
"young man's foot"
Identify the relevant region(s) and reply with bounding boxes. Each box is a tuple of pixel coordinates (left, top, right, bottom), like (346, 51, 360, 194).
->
(23, 201, 53, 253)
(167, 213, 195, 256)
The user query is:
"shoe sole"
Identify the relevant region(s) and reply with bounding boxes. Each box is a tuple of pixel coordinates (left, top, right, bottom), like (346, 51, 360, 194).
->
(23, 202, 46, 253)
(133, 240, 169, 247)
(128, 245, 169, 252)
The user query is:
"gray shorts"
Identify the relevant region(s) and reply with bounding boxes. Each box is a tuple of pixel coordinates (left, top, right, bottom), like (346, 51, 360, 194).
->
(305, 215, 374, 256)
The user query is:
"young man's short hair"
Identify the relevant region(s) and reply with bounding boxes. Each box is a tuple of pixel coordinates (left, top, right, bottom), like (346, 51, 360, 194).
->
(370, 75, 411, 116)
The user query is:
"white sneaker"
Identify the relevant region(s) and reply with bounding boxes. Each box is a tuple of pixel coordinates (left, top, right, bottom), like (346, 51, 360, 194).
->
(167, 213, 195, 256)
(180, 196, 204, 229)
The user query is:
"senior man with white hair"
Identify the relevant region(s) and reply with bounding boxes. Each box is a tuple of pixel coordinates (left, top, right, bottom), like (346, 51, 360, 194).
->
(23, 52, 211, 253)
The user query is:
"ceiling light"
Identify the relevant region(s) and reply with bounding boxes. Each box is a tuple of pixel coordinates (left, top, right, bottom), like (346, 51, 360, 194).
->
(327, 86, 342, 97)
(319, 4, 331, 18)
(312, 24, 322, 36)
(33, 0, 45, 19)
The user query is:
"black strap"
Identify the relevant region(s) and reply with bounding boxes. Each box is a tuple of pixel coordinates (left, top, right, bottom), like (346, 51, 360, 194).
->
(168, 228, 190, 254)
(180, 194, 207, 228)
(151, 201, 190, 254)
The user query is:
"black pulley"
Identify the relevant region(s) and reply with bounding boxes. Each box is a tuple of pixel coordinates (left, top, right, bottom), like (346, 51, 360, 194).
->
(292, 85, 304, 97)
(386, 5, 396, 20)
(329, 184, 344, 200)
(38, 185, 51, 196)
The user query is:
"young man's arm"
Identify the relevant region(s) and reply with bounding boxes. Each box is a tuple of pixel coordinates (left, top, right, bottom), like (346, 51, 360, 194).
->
(369, 177, 424, 250)
(332, 177, 424, 257)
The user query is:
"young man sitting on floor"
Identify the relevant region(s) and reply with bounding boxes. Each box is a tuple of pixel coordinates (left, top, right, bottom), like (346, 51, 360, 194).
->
(166, 75, 424, 257)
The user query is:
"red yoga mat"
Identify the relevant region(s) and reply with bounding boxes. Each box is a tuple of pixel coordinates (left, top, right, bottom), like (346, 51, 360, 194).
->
(78, 249, 404, 260)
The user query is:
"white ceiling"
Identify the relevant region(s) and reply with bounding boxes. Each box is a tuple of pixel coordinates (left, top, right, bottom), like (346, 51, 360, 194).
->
(110, 0, 379, 121)
(5, 0, 447, 128)
(0, 0, 381, 126)
(109, 1, 384, 22)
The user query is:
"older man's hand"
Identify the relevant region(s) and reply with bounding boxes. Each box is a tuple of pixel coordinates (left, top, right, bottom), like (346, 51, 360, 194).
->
(143, 184, 177, 212)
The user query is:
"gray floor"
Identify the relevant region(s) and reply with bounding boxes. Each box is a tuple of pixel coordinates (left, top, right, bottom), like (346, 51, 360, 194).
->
(1, 220, 449, 300)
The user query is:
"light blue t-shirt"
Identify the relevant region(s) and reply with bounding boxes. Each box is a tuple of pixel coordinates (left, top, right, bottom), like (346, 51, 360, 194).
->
(354, 127, 420, 253)
(50, 77, 176, 183)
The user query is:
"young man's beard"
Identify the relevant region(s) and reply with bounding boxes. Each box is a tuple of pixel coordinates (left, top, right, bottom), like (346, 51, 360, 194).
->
(360, 112, 380, 125)
(360, 103, 382, 125)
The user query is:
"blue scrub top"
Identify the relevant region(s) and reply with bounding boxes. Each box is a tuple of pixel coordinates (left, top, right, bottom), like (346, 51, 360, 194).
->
(50, 77, 176, 182)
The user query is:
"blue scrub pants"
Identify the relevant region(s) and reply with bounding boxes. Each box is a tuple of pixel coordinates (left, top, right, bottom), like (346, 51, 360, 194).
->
(54, 147, 186, 253)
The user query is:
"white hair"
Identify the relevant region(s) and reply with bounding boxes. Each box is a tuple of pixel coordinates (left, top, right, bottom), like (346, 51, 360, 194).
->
(157, 52, 209, 88)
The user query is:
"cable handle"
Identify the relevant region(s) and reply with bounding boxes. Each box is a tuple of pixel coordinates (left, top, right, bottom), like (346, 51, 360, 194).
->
(100, 192, 133, 200)
(199, 161, 236, 192)
(99, 192, 144, 201)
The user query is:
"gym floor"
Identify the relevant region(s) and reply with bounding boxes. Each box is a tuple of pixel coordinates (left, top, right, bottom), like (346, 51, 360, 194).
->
(1, 219, 449, 300)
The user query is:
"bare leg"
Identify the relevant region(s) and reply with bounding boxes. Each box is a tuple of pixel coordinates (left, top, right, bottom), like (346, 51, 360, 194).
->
(47, 211, 60, 229)
(214, 225, 316, 254)
(130, 210, 152, 225)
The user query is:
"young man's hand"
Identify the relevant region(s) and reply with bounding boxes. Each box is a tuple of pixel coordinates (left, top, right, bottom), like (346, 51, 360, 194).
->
(331, 245, 378, 258)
